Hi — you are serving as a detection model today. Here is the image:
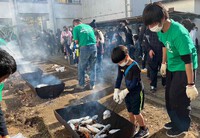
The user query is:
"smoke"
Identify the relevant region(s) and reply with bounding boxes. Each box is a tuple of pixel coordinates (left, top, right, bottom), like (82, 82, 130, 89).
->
(1, 40, 62, 89)
(29, 75, 62, 88)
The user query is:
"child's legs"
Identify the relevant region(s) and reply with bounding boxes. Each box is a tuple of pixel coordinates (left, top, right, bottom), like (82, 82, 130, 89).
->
(129, 112, 136, 125)
(125, 90, 145, 127)
(134, 113, 146, 127)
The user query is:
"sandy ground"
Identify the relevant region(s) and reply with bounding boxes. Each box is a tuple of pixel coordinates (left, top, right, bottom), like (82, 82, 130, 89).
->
(1, 60, 200, 138)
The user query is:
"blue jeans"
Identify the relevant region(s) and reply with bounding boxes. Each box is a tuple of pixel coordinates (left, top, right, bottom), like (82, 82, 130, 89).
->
(97, 54, 103, 75)
(78, 45, 97, 86)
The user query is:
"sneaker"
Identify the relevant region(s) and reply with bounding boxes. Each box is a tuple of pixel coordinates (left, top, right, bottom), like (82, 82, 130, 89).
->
(89, 85, 95, 90)
(134, 127, 149, 138)
(75, 84, 85, 90)
(150, 86, 156, 92)
(166, 127, 185, 137)
(164, 122, 173, 130)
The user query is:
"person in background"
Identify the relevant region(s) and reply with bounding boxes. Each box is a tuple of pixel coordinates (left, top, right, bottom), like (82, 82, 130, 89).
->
(133, 34, 141, 63)
(143, 2, 198, 137)
(143, 29, 165, 92)
(61, 26, 72, 59)
(118, 20, 134, 58)
(56, 29, 62, 54)
(111, 45, 149, 138)
(49, 30, 56, 55)
(182, 19, 199, 54)
(73, 19, 97, 90)
(90, 20, 105, 79)
(0, 48, 17, 138)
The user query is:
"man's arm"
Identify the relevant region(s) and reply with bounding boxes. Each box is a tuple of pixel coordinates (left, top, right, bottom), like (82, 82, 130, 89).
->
(115, 67, 123, 89)
(185, 63, 194, 85)
(181, 54, 194, 84)
(162, 47, 167, 64)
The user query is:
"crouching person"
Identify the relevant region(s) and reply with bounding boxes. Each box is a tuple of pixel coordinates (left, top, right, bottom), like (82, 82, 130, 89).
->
(111, 45, 149, 138)
(0, 48, 17, 138)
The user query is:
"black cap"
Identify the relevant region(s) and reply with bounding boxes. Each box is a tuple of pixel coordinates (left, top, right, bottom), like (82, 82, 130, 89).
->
(89, 19, 97, 28)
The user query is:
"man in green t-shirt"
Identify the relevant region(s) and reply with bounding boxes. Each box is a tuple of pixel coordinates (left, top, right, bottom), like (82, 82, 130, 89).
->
(72, 19, 97, 90)
(143, 2, 198, 137)
(0, 48, 17, 138)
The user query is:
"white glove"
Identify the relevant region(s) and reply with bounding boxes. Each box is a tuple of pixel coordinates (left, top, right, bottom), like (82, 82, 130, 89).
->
(118, 89, 129, 104)
(70, 42, 74, 50)
(186, 85, 199, 100)
(160, 63, 167, 77)
(113, 88, 120, 103)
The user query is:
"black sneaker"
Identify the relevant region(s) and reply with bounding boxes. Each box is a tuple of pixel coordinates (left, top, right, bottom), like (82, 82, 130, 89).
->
(134, 127, 149, 138)
(166, 127, 185, 137)
(164, 122, 173, 130)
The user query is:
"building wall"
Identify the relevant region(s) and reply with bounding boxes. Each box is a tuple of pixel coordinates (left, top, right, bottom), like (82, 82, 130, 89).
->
(195, 0, 200, 14)
(0, 2, 12, 18)
(54, 3, 82, 29)
(81, 0, 126, 23)
(17, 3, 48, 13)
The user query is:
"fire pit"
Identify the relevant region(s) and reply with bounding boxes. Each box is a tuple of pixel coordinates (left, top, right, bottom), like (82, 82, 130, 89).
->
(54, 101, 134, 138)
(34, 75, 65, 99)
(19, 67, 43, 82)
(18, 65, 64, 99)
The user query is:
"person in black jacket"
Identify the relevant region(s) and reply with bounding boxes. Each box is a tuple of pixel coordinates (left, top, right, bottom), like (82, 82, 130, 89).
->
(143, 29, 166, 92)
(118, 20, 134, 58)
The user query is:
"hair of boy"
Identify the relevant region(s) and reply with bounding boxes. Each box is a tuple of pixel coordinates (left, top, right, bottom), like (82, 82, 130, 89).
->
(142, 2, 169, 26)
(73, 18, 82, 24)
(111, 45, 128, 63)
(0, 48, 17, 78)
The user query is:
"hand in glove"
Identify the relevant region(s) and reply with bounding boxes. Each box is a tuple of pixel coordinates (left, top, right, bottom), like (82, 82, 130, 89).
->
(118, 89, 129, 104)
(186, 85, 199, 100)
(113, 88, 120, 103)
(160, 63, 166, 77)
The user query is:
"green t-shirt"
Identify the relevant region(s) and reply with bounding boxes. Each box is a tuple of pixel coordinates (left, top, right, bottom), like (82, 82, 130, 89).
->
(157, 19, 198, 72)
(73, 24, 96, 47)
(0, 83, 4, 101)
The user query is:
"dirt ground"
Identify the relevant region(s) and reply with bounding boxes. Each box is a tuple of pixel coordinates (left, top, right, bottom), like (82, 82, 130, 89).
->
(2, 60, 200, 138)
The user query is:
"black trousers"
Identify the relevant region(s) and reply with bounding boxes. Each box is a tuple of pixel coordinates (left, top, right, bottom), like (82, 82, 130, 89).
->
(0, 107, 8, 136)
(165, 70, 196, 131)
(148, 57, 166, 88)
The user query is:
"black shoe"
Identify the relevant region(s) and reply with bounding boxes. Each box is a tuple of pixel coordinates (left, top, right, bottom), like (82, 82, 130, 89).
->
(166, 127, 185, 137)
(134, 127, 149, 138)
(164, 122, 173, 130)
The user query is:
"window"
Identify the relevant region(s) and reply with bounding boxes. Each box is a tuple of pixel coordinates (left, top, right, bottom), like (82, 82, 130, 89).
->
(17, 0, 47, 3)
(0, 0, 9, 2)
(56, 0, 81, 4)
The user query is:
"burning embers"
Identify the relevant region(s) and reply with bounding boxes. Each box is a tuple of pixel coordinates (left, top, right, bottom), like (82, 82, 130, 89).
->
(55, 101, 134, 138)
(67, 114, 120, 138)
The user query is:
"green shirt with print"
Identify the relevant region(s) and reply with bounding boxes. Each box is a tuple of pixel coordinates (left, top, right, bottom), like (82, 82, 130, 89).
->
(73, 24, 96, 47)
(0, 83, 4, 101)
(157, 19, 198, 72)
